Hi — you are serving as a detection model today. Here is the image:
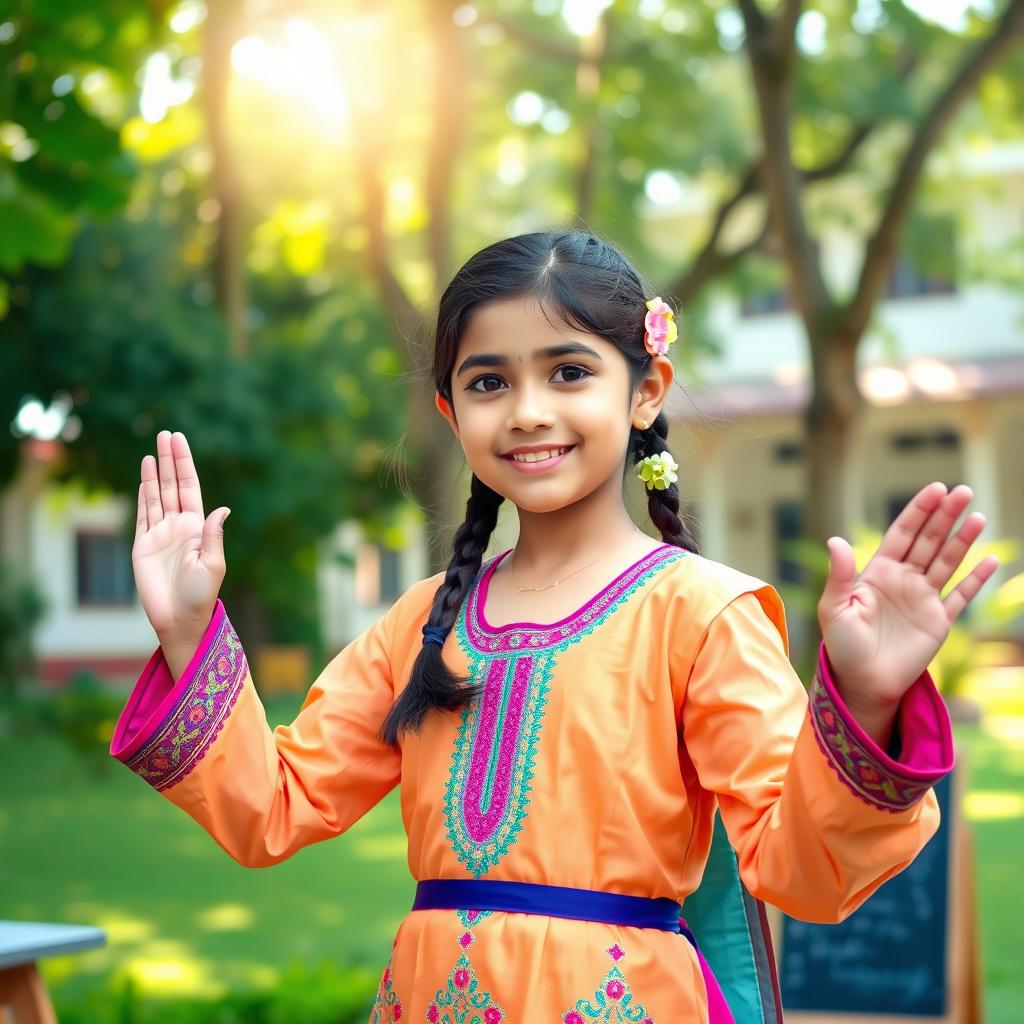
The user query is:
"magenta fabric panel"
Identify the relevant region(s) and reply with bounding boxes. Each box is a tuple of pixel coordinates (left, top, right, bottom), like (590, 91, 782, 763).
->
(810, 641, 954, 812)
(109, 599, 226, 762)
(679, 917, 736, 1024)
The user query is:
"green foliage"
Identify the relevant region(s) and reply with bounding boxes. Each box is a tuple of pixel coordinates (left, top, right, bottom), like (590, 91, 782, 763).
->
(0, 1, 164, 293)
(39, 668, 125, 777)
(0, 558, 47, 701)
(56, 961, 380, 1024)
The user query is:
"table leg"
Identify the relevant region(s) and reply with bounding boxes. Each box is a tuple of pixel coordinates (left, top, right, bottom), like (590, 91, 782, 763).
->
(0, 963, 57, 1024)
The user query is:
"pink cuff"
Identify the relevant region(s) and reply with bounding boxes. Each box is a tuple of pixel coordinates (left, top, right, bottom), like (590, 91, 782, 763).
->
(808, 642, 954, 812)
(108, 600, 248, 791)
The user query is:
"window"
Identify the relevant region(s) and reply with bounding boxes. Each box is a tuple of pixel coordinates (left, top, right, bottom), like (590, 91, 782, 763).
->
(774, 500, 805, 585)
(354, 542, 403, 606)
(884, 217, 956, 299)
(741, 284, 793, 317)
(76, 531, 135, 607)
(739, 243, 821, 318)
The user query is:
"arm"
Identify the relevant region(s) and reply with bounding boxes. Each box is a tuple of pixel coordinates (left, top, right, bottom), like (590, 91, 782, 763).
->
(680, 589, 953, 924)
(110, 598, 403, 868)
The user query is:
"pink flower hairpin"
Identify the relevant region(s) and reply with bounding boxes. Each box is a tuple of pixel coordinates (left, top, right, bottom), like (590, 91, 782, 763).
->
(643, 297, 678, 356)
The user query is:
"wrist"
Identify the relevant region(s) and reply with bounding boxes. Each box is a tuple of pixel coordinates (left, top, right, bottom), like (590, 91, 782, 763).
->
(832, 681, 900, 750)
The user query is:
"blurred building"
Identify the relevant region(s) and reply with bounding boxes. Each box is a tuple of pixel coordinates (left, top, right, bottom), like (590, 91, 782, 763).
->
(655, 143, 1024, 601)
(6, 143, 1023, 687)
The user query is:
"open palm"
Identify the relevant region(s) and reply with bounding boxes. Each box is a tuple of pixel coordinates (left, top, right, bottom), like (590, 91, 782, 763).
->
(134, 430, 231, 642)
(818, 482, 999, 708)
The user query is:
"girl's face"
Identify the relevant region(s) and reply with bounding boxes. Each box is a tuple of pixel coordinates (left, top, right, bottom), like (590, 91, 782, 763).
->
(437, 295, 670, 514)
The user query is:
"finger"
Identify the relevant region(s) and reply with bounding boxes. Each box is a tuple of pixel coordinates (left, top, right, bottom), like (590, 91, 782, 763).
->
(819, 536, 857, 618)
(135, 482, 148, 540)
(156, 429, 180, 514)
(943, 555, 1000, 622)
(905, 484, 973, 572)
(172, 431, 204, 516)
(925, 512, 986, 591)
(876, 482, 947, 562)
(141, 453, 163, 526)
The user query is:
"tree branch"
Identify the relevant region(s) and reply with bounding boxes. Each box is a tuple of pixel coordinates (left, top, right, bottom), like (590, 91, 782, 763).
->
(740, 0, 832, 329)
(844, 0, 1024, 340)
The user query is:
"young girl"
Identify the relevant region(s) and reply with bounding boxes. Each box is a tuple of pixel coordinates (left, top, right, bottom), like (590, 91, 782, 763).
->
(112, 230, 996, 1023)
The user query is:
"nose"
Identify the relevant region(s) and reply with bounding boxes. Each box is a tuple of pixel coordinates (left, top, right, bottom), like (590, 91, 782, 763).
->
(506, 380, 556, 433)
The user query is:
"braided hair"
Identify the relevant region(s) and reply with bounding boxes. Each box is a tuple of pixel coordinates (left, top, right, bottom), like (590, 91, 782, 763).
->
(378, 230, 698, 747)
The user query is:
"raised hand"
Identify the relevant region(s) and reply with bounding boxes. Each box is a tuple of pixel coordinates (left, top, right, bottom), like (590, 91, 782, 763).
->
(134, 430, 231, 644)
(817, 482, 999, 716)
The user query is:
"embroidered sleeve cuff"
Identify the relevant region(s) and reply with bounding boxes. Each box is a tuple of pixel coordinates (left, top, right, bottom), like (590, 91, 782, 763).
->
(108, 600, 248, 792)
(808, 642, 955, 813)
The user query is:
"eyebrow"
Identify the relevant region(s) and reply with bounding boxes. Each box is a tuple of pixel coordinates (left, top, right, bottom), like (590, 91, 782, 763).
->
(456, 341, 603, 376)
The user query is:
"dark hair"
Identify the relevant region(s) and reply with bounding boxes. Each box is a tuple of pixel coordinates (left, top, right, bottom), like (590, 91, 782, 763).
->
(378, 230, 699, 746)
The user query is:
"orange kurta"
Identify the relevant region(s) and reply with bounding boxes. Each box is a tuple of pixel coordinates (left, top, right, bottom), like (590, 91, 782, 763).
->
(110, 544, 954, 1023)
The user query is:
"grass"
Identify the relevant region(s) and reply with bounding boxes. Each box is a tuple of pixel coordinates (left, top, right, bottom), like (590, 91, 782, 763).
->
(1, 680, 1022, 1019)
(0, 694, 413, 1009)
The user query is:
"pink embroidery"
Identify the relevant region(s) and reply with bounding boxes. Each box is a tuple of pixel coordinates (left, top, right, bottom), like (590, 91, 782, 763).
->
(464, 545, 681, 655)
(809, 668, 934, 811)
(463, 657, 533, 843)
(122, 614, 247, 791)
(560, 944, 656, 1023)
(428, 931, 507, 1022)
(371, 941, 403, 1023)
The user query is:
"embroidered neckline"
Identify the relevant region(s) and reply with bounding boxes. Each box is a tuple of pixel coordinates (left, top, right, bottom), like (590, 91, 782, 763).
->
(460, 543, 684, 656)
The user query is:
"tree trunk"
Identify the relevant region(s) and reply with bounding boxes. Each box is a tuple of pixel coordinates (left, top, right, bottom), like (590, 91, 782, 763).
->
(803, 339, 861, 545)
(404, 374, 470, 574)
(202, 0, 248, 359)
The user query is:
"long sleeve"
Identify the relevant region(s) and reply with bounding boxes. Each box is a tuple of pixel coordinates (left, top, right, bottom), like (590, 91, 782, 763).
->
(680, 589, 954, 925)
(109, 597, 403, 868)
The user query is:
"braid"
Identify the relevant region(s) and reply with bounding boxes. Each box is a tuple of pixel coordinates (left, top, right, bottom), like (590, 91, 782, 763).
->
(379, 474, 504, 746)
(631, 412, 700, 554)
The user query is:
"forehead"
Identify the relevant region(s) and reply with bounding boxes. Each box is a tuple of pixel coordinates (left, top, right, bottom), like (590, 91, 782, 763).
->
(459, 295, 612, 355)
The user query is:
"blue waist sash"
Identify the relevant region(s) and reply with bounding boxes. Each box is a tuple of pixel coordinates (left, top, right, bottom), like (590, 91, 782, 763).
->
(412, 878, 684, 933)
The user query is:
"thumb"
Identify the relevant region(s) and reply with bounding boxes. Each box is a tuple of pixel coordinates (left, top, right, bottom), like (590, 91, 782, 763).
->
(200, 507, 230, 568)
(818, 536, 857, 620)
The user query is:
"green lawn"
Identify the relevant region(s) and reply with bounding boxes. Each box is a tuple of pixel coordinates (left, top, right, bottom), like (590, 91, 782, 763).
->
(0, 695, 413, 1010)
(1, 687, 1022, 1019)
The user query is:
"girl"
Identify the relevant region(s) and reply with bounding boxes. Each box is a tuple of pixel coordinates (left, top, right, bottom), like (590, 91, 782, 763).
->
(112, 231, 996, 1023)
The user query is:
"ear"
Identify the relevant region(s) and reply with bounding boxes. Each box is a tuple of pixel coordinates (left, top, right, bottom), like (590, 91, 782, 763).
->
(435, 392, 460, 438)
(632, 354, 674, 426)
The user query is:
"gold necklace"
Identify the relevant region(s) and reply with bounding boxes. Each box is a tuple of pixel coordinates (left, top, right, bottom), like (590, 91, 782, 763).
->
(511, 528, 641, 593)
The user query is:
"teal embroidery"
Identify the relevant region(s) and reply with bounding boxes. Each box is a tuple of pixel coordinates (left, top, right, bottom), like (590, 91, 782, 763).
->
(371, 939, 404, 1022)
(444, 546, 686, 877)
(427, 930, 507, 1023)
(562, 945, 655, 1024)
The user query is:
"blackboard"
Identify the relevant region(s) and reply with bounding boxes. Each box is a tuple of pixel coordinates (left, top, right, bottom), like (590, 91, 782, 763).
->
(779, 771, 954, 1017)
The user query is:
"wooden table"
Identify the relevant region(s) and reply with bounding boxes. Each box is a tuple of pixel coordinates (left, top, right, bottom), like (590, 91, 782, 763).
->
(0, 922, 106, 1024)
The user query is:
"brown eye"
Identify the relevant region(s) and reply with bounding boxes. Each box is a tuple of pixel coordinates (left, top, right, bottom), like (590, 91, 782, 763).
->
(553, 364, 592, 383)
(468, 374, 506, 393)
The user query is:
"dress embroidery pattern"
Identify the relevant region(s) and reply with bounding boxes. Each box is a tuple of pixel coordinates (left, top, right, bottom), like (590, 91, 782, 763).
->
(371, 939, 404, 1022)
(809, 666, 932, 812)
(444, 546, 686, 877)
(561, 944, 655, 1024)
(123, 612, 247, 791)
(427, 923, 507, 1023)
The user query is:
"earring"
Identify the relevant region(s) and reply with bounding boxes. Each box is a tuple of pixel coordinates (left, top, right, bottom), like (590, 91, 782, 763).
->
(637, 417, 648, 430)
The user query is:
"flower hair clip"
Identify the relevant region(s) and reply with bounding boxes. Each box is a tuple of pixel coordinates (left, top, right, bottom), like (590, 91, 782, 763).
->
(643, 297, 678, 356)
(636, 451, 678, 491)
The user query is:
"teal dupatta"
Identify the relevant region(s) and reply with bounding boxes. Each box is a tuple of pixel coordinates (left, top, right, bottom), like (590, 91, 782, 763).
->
(683, 812, 784, 1024)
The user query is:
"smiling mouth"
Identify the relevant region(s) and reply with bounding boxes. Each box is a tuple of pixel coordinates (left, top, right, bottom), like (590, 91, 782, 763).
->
(503, 446, 575, 464)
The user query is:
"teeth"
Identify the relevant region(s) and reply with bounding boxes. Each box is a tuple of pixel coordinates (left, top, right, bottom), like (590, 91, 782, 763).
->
(510, 447, 570, 463)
